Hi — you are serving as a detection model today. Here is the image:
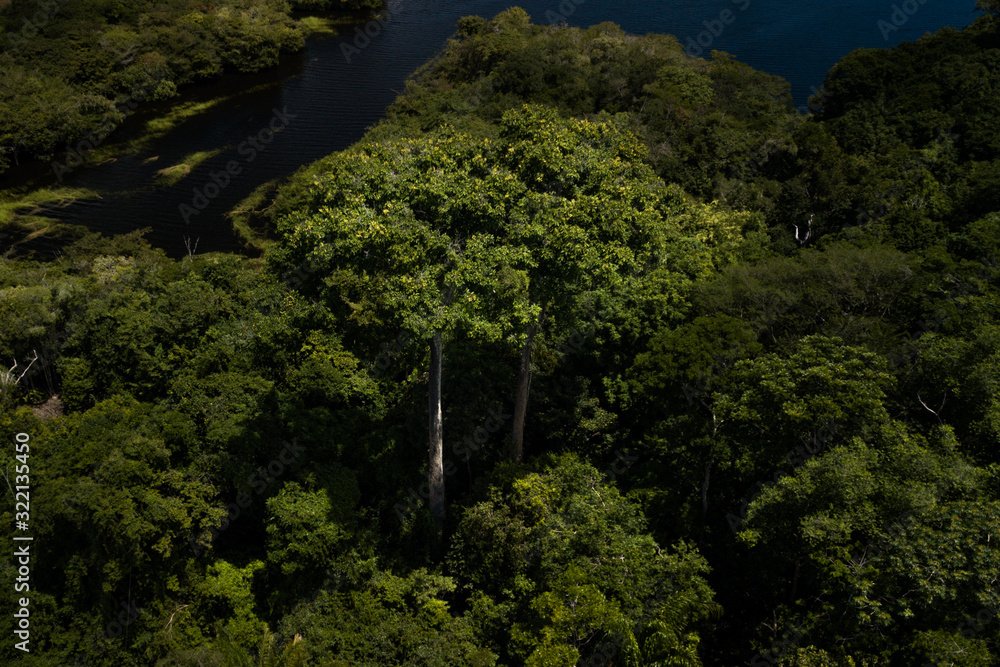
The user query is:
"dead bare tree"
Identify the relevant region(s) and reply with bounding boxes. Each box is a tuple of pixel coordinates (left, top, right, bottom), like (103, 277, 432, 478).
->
(0, 350, 40, 403)
(183, 235, 199, 261)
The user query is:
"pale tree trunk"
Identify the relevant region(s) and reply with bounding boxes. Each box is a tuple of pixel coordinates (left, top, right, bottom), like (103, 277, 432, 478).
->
(428, 330, 445, 533)
(510, 323, 537, 463)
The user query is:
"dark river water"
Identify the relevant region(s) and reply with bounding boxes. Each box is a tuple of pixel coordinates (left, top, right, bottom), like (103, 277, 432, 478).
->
(9, 0, 981, 258)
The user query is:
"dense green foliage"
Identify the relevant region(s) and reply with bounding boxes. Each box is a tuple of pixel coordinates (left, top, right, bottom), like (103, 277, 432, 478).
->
(2, 4, 1000, 666)
(368, 8, 800, 215)
(0, 0, 380, 175)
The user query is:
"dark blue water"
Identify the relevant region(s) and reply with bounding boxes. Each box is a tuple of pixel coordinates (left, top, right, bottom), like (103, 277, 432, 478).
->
(603, 0, 979, 104)
(12, 0, 981, 258)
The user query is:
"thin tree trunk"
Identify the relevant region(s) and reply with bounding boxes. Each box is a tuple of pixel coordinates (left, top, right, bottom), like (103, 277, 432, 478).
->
(428, 330, 445, 533)
(511, 323, 537, 463)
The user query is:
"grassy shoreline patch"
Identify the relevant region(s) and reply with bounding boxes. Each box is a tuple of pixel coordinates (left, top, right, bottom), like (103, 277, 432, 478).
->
(155, 149, 227, 186)
(298, 15, 346, 36)
(228, 178, 283, 252)
(87, 97, 234, 165)
(0, 187, 98, 250)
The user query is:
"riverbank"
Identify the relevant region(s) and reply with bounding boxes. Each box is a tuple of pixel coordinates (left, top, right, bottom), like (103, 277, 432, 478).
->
(0, 5, 379, 255)
(0, 187, 99, 254)
(0, 1, 981, 260)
